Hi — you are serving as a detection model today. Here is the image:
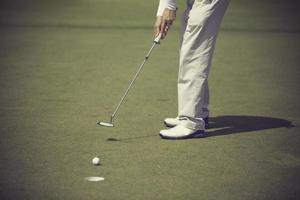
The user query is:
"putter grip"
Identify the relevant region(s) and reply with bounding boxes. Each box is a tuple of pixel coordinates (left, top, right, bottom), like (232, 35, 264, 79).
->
(154, 33, 162, 44)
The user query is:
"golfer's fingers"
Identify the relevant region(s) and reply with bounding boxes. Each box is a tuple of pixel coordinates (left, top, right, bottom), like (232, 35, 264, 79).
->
(154, 23, 161, 37)
(162, 21, 172, 38)
(167, 20, 173, 26)
(158, 23, 165, 39)
(164, 24, 170, 33)
(160, 21, 170, 38)
(156, 28, 160, 36)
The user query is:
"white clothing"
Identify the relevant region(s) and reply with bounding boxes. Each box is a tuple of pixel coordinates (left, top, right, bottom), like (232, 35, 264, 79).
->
(157, 0, 178, 16)
(157, 0, 230, 130)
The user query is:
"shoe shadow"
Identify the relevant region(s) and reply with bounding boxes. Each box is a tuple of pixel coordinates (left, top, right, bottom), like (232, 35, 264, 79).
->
(206, 115, 294, 137)
(106, 115, 294, 142)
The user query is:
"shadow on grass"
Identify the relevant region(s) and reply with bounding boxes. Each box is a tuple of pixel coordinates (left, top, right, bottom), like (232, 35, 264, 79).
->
(206, 115, 293, 137)
(106, 115, 294, 141)
(107, 134, 156, 142)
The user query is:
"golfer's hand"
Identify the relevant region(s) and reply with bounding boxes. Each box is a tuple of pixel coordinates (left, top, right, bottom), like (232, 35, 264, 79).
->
(154, 8, 176, 39)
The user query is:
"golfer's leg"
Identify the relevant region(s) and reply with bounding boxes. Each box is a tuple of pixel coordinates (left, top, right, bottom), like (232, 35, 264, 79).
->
(180, 0, 194, 48)
(202, 79, 209, 117)
(180, 0, 210, 116)
(178, 0, 229, 130)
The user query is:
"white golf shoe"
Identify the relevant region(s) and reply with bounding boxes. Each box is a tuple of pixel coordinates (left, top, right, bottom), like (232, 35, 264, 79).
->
(164, 117, 180, 127)
(164, 117, 209, 129)
(159, 125, 206, 140)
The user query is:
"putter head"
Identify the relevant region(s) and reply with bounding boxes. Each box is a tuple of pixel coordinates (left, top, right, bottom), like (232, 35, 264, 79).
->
(97, 120, 114, 127)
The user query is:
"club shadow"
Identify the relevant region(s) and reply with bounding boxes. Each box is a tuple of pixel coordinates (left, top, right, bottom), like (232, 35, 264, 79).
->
(106, 134, 157, 142)
(206, 115, 294, 137)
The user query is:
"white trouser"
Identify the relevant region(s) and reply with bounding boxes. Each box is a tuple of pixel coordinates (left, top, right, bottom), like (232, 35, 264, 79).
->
(178, 0, 230, 130)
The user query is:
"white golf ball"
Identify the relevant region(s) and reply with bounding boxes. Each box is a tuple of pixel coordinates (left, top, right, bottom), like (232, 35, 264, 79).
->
(92, 157, 101, 165)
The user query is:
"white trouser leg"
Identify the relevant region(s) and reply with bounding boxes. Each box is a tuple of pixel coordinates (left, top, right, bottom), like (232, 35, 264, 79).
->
(178, 0, 229, 130)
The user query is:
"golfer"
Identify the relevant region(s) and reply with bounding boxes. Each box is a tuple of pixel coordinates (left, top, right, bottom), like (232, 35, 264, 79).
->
(155, 0, 230, 139)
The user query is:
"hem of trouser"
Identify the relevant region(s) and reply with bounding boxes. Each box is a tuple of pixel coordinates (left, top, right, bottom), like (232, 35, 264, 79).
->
(179, 117, 205, 130)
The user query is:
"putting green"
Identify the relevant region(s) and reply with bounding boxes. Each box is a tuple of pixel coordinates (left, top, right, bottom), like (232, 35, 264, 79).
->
(0, 0, 299, 199)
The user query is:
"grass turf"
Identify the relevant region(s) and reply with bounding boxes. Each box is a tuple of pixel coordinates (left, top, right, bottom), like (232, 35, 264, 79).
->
(0, 0, 300, 199)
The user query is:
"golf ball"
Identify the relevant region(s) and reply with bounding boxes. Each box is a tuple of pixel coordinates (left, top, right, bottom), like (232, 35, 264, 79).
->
(92, 157, 100, 165)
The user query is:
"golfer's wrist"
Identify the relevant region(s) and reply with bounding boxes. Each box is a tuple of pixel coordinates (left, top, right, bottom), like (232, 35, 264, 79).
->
(165, 0, 178, 11)
(156, 0, 178, 16)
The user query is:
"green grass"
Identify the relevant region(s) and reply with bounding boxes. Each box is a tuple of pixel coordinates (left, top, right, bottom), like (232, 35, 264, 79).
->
(0, 0, 300, 199)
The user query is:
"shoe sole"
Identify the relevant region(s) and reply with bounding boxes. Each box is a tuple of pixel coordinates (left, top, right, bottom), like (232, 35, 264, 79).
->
(159, 130, 206, 140)
(164, 117, 209, 129)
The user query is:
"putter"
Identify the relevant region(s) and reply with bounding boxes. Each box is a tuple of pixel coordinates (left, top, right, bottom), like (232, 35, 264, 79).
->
(97, 33, 163, 127)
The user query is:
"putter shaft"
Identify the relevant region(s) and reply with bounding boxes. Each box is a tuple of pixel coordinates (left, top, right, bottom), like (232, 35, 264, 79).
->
(98, 33, 162, 127)
(111, 42, 158, 120)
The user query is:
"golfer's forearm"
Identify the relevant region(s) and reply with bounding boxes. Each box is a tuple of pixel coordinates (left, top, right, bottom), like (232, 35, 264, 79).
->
(156, 0, 178, 16)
